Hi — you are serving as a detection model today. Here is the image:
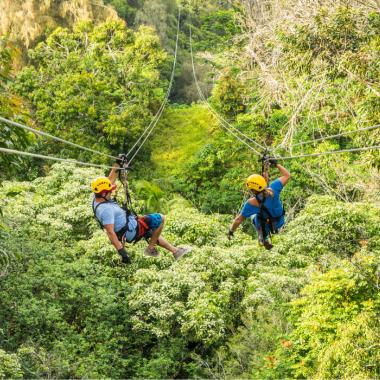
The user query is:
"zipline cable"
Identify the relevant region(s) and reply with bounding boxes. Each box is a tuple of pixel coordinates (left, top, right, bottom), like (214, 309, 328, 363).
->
(281, 123, 380, 150)
(1, 8, 181, 167)
(0, 147, 116, 168)
(189, 25, 266, 155)
(0, 116, 117, 160)
(276, 145, 380, 161)
(128, 98, 167, 164)
(193, 71, 260, 154)
(193, 74, 263, 155)
(126, 8, 181, 163)
(190, 31, 261, 155)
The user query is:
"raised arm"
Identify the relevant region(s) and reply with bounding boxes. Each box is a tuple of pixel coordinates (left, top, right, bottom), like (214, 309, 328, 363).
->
(276, 163, 291, 186)
(108, 162, 120, 184)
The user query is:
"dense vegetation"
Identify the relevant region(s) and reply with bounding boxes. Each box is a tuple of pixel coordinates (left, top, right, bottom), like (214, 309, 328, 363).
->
(0, 165, 379, 378)
(0, 0, 379, 378)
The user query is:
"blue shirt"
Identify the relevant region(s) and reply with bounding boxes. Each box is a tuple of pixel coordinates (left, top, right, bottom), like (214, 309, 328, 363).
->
(92, 198, 137, 242)
(241, 179, 285, 228)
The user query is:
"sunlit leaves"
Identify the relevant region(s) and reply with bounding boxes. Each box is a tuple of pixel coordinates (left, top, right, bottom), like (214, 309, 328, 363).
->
(14, 20, 167, 162)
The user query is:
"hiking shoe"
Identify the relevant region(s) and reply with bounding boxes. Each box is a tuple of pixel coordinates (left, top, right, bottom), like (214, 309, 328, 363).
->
(144, 246, 159, 257)
(173, 247, 192, 261)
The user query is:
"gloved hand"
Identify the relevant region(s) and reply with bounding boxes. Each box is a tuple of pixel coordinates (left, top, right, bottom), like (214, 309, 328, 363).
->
(118, 247, 131, 264)
(268, 157, 278, 167)
(227, 229, 234, 240)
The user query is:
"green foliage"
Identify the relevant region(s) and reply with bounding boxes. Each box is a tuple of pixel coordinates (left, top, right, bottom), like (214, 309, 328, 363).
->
(199, 194, 380, 379)
(14, 20, 167, 163)
(150, 104, 216, 178)
(269, 251, 380, 379)
(1, 1, 380, 379)
(1, 165, 379, 378)
(275, 6, 379, 158)
(135, 0, 178, 49)
(276, 195, 380, 259)
(104, 0, 138, 24)
(184, 3, 380, 213)
(193, 10, 240, 52)
(281, 7, 376, 68)
(315, 312, 380, 379)
(149, 104, 254, 213)
(0, 38, 32, 179)
(0, 164, 255, 377)
(133, 179, 168, 213)
(211, 68, 246, 117)
(0, 349, 23, 379)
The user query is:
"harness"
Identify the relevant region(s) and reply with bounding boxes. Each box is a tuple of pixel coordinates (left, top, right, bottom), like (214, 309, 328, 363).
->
(257, 151, 285, 241)
(256, 195, 285, 239)
(92, 200, 134, 241)
(92, 154, 151, 244)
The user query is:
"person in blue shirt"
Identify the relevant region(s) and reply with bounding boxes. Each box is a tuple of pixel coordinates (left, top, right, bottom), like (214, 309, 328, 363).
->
(227, 159, 291, 249)
(91, 161, 191, 263)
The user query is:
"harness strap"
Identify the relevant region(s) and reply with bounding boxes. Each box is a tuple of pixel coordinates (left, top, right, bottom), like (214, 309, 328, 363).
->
(131, 217, 152, 244)
(137, 217, 150, 238)
(93, 199, 138, 243)
(116, 219, 139, 243)
(256, 195, 283, 238)
(92, 199, 110, 229)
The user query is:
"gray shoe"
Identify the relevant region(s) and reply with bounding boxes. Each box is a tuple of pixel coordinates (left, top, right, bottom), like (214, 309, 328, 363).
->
(144, 246, 159, 257)
(173, 247, 192, 261)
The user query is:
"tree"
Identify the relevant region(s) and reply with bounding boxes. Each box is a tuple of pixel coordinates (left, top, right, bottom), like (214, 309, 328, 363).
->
(14, 20, 168, 163)
(0, 37, 32, 179)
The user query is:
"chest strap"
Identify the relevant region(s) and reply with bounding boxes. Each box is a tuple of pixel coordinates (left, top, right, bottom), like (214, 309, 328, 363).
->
(93, 200, 139, 243)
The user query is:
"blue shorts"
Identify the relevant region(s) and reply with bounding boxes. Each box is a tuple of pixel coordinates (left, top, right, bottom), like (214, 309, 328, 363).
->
(143, 213, 163, 231)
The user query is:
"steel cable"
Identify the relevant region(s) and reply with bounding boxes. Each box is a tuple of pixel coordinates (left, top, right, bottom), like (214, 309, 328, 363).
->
(126, 8, 181, 163)
(281, 123, 380, 150)
(0, 147, 115, 169)
(0, 116, 117, 159)
(276, 145, 380, 160)
(189, 25, 266, 155)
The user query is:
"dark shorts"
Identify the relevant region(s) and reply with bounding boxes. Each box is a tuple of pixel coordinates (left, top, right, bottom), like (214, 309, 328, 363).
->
(143, 213, 163, 231)
(251, 214, 285, 234)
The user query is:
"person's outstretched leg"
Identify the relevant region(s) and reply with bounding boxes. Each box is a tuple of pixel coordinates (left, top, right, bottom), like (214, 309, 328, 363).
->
(157, 236, 177, 254)
(252, 215, 272, 249)
(144, 214, 164, 257)
(147, 214, 165, 249)
(251, 215, 263, 244)
(144, 213, 192, 260)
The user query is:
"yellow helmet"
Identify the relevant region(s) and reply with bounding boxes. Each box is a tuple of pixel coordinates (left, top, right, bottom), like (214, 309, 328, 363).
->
(91, 177, 116, 194)
(246, 174, 267, 192)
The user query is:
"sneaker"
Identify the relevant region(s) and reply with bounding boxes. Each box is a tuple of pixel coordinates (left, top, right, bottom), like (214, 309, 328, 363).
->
(173, 247, 192, 261)
(144, 246, 159, 257)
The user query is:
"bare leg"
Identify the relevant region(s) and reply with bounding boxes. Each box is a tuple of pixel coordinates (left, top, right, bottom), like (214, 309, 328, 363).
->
(256, 226, 264, 244)
(252, 215, 263, 244)
(157, 236, 178, 254)
(148, 214, 165, 249)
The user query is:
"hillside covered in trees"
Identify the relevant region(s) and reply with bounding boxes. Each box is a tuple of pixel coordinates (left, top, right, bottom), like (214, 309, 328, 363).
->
(0, 0, 379, 378)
